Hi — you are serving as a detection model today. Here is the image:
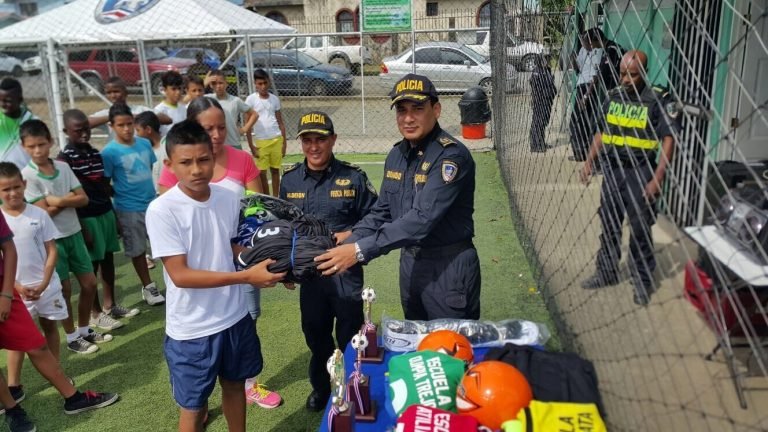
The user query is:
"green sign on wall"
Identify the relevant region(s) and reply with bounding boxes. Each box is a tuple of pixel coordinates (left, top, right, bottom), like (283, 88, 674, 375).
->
(362, 0, 412, 32)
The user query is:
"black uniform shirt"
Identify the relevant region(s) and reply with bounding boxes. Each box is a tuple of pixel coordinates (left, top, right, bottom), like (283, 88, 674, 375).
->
(280, 156, 378, 234)
(598, 84, 682, 163)
(349, 123, 476, 260)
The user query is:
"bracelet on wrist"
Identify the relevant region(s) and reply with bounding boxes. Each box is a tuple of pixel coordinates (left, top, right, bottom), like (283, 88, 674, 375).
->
(0, 292, 13, 300)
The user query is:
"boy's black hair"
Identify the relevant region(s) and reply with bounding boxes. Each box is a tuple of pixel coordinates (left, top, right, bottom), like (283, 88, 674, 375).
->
(0, 78, 22, 97)
(19, 119, 52, 143)
(134, 111, 161, 133)
(161, 70, 184, 88)
(184, 75, 204, 88)
(62, 109, 89, 125)
(105, 76, 127, 88)
(253, 68, 270, 82)
(165, 119, 212, 158)
(108, 103, 133, 124)
(0, 162, 23, 182)
(207, 69, 225, 78)
(186, 96, 223, 121)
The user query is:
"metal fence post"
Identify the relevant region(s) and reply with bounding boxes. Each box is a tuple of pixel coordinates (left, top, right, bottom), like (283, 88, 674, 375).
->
(244, 35, 255, 97)
(136, 39, 152, 107)
(46, 38, 66, 151)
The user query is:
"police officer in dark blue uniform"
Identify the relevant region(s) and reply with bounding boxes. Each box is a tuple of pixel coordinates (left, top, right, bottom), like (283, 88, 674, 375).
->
(580, 50, 681, 306)
(279, 111, 378, 411)
(316, 74, 481, 321)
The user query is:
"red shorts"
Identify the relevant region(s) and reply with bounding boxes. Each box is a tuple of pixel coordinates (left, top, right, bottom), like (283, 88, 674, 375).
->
(0, 291, 47, 352)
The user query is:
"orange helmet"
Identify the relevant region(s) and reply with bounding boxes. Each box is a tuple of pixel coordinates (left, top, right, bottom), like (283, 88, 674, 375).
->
(455, 361, 533, 430)
(418, 330, 474, 365)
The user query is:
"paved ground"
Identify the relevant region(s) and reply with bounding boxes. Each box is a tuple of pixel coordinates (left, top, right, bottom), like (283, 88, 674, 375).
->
(497, 91, 768, 431)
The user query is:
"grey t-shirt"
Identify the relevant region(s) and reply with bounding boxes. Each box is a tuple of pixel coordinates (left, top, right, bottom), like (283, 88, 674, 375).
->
(205, 94, 251, 149)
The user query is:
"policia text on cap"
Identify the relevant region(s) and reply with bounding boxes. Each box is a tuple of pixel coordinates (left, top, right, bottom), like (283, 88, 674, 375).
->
(579, 50, 681, 306)
(315, 74, 481, 321)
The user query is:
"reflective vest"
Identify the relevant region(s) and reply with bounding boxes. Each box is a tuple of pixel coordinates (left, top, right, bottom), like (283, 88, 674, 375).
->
(601, 85, 666, 154)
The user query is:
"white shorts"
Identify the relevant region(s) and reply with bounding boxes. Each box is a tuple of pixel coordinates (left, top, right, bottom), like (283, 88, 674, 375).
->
(22, 279, 68, 321)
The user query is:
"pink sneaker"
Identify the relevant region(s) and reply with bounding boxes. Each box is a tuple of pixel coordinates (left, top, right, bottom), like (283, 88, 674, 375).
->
(245, 380, 282, 409)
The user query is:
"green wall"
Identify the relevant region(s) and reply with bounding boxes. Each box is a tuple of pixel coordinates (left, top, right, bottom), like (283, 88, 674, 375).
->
(602, 0, 675, 87)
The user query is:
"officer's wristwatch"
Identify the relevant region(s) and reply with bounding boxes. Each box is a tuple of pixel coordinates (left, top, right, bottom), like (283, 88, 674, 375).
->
(354, 242, 365, 262)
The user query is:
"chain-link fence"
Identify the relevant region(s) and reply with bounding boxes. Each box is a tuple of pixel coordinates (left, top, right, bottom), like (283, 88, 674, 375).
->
(0, 8, 519, 156)
(492, 0, 768, 429)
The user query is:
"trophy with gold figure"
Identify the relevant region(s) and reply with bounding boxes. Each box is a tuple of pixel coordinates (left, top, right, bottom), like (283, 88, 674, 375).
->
(360, 287, 384, 362)
(327, 349, 355, 432)
(347, 332, 377, 421)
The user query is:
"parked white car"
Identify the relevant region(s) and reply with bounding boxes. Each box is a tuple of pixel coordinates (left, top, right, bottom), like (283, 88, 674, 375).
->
(465, 30, 549, 72)
(379, 42, 517, 95)
(22, 55, 42, 74)
(283, 35, 372, 74)
(0, 53, 24, 77)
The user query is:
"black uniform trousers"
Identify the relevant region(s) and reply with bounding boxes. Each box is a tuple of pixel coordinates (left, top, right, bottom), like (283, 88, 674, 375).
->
(596, 158, 657, 291)
(399, 242, 481, 321)
(530, 97, 554, 151)
(569, 83, 599, 160)
(299, 273, 363, 396)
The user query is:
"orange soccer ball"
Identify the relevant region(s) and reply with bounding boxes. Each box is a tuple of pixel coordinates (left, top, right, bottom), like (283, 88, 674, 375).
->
(455, 361, 533, 430)
(418, 330, 474, 365)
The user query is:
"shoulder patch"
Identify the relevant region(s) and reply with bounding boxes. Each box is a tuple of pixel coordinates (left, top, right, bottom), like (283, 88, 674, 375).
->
(608, 86, 623, 96)
(283, 162, 301, 174)
(438, 136, 456, 147)
(441, 160, 459, 183)
(338, 160, 365, 174)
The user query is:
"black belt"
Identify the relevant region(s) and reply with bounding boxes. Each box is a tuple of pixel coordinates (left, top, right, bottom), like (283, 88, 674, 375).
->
(403, 240, 474, 259)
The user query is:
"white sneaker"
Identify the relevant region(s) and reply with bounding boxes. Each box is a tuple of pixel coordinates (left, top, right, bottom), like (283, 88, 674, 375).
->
(142, 282, 165, 306)
(89, 312, 124, 331)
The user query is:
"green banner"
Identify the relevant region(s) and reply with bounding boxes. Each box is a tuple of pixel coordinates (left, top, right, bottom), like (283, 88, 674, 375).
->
(362, 0, 412, 32)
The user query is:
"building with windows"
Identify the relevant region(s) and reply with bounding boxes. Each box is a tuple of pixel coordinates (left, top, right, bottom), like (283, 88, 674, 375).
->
(245, 0, 493, 32)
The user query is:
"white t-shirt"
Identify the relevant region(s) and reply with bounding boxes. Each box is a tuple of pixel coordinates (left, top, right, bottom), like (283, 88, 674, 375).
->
(244, 93, 282, 140)
(2, 205, 63, 293)
(154, 102, 187, 137)
(205, 94, 251, 148)
(22, 160, 83, 238)
(146, 184, 248, 340)
(151, 138, 167, 189)
(90, 104, 152, 139)
(576, 47, 604, 85)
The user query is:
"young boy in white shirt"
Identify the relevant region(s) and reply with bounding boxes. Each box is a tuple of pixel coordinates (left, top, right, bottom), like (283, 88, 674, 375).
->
(146, 120, 285, 431)
(244, 69, 287, 196)
(154, 71, 187, 137)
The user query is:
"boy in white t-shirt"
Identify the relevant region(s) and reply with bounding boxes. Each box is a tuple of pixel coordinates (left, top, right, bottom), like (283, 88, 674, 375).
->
(154, 71, 187, 137)
(89, 77, 172, 140)
(244, 69, 287, 197)
(146, 120, 285, 431)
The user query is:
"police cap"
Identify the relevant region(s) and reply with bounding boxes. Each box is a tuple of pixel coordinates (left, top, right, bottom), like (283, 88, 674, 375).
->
(389, 73, 439, 107)
(297, 110, 334, 138)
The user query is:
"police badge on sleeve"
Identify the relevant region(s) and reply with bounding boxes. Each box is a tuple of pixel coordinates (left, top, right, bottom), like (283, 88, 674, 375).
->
(441, 161, 459, 183)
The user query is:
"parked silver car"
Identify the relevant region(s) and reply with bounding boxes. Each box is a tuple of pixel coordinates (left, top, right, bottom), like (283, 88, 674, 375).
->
(0, 53, 24, 77)
(379, 42, 517, 95)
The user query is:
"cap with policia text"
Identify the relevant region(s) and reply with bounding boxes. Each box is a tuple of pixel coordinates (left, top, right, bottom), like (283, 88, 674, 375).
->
(389, 73, 439, 106)
(296, 111, 334, 138)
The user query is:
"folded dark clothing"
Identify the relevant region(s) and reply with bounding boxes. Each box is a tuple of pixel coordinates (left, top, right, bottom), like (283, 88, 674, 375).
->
(239, 193, 303, 224)
(236, 216, 335, 283)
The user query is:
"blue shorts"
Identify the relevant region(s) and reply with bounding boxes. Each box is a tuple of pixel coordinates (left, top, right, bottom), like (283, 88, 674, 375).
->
(244, 285, 261, 320)
(164, 314, 263, 410)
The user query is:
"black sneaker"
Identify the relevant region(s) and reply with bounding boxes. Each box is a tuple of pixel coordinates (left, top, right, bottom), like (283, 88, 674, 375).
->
(632, 280, 653, 306)
(9, 386, 25, 404)
(5, 406, 36, 432)
(581, 273, 619, 289)
(63, 390, 119, 415)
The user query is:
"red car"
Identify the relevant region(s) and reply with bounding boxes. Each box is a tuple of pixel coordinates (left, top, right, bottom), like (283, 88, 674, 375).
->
(68, 48, 195, 95)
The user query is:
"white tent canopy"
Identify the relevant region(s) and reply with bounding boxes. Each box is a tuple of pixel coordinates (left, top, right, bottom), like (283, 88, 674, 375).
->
(0, 0, 295, 44)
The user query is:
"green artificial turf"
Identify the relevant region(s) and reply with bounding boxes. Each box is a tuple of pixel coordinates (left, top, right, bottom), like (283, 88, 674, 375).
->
(1, 152, 554, 431)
